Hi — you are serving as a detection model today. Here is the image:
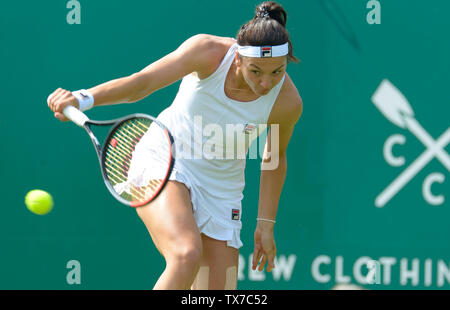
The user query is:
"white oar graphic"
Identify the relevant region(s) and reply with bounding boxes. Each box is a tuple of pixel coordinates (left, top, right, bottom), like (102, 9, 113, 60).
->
(371, 79, 450, 207)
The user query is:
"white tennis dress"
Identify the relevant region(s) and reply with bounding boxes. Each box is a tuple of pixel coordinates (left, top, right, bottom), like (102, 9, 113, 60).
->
(128, 41, 286, 249)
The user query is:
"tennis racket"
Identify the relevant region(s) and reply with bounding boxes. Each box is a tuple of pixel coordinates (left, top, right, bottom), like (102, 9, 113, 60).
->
(62, 105, 175, 207)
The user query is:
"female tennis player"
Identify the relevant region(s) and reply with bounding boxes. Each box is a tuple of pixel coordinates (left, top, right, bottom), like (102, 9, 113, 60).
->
(47, 1, 302, 290)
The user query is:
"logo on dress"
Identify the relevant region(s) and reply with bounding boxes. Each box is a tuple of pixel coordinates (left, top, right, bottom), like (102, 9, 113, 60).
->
(243, 123, 257, 135)
(232, 209, 240, 220)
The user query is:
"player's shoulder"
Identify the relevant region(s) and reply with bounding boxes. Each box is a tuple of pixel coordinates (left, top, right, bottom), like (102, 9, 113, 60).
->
(180, 34, 235, 59)
(182, 34, 236, 78)
(269, 73, 303, 125)
(187, 33, 236, 52)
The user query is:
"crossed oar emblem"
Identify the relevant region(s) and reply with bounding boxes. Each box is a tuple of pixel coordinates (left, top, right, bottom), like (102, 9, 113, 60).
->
(371, 79, 450, 207)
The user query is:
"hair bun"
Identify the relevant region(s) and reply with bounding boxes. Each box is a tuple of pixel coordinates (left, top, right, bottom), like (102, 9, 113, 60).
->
(255, 1, 287, 27)
(256, 10, 270, 19)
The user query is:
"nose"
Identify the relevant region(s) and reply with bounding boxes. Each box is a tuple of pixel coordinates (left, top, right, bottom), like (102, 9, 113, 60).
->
(259, 78, 272, 91)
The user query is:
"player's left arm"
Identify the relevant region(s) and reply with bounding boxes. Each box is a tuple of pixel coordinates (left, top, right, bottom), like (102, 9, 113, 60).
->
(252, 73, 302, 272)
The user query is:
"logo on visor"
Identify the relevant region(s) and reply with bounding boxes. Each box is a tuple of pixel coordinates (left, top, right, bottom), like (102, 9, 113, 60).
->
(261, 46, 272, 58)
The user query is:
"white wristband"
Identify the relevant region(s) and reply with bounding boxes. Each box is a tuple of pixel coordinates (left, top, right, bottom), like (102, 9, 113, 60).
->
(72, 89, 94, 112)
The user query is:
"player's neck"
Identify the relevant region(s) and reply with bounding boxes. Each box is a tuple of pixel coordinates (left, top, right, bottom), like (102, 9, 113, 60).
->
(229, 60, 253, 92)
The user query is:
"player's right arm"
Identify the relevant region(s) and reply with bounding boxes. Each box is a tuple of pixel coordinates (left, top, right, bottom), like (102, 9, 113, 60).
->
(47, 34, 218, 120)
(89, 33, 218, 105)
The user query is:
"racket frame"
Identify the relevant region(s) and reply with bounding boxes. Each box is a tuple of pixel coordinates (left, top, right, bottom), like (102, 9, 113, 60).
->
(79, 113, 175, 207)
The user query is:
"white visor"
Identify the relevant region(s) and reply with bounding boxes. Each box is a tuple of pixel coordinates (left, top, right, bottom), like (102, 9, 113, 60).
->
(237, 42, 289, 58)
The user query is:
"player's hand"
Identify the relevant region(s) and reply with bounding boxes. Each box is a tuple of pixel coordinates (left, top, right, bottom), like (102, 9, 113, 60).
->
(252, 222, 276, 272)
(47, 88, 79, 122)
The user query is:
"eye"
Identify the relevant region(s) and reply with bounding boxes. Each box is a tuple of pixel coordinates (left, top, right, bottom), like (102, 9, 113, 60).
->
(251, 70, 260, 76)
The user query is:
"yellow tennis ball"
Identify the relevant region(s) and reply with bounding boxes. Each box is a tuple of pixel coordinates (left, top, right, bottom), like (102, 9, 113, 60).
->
(25, 190, 54, 215)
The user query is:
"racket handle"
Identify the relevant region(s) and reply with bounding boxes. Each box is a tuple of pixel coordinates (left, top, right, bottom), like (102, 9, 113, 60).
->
(63, 105, 89, 127)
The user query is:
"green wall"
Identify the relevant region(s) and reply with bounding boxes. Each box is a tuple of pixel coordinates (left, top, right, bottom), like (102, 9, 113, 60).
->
(1, 0, 449, 289)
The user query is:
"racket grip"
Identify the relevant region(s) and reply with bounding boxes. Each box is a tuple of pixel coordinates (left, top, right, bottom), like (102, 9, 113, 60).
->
(63, 105, 89, 127)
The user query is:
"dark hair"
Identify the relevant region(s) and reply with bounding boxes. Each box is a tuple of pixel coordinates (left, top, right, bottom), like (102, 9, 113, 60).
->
(236, 1, 299, 63)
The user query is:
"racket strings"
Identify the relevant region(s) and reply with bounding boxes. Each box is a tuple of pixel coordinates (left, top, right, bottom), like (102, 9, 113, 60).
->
(105, 118, 167, 203)
(107, 140, 132, 162)
(131, 179, 163, 201)
(105, 158, 129, 183)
